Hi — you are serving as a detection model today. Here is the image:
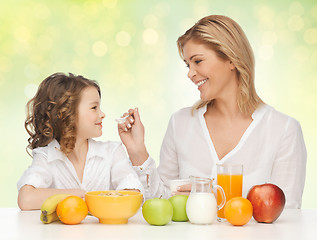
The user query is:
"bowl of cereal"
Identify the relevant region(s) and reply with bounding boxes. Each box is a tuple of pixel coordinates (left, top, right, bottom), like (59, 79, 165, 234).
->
(85, 190, 143, 224)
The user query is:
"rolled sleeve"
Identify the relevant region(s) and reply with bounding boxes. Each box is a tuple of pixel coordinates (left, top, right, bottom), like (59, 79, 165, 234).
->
(17, 153, 52, 191)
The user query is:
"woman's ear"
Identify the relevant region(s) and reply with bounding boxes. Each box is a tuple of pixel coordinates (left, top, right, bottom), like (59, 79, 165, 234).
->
(229, 61, 236, 71)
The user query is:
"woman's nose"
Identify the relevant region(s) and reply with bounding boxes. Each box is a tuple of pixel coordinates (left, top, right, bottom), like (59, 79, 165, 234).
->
(187, 66, 196, 80)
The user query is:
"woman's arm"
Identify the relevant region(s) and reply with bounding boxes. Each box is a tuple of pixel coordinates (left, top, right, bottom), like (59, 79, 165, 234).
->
(18, 185, 86, 211)
(118, 108, 149, 166)
(119, 109, 180, 199)
(270, 118, 307, 208)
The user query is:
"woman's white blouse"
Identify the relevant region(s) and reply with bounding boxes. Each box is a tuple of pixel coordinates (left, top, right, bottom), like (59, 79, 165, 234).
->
(134, 104, 306, 208)
(17, 139, 144, 194)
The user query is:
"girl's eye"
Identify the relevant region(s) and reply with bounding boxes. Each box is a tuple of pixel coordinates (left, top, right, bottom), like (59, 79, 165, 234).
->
(195, 60, 202, 64)
(91, 106, 97, 110)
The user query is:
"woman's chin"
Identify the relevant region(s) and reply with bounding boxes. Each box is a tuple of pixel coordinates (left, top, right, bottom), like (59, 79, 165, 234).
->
(200, 94, 213, 102)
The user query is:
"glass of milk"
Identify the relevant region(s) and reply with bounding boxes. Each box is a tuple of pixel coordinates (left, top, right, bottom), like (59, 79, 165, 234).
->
(186, 176, 226, 225)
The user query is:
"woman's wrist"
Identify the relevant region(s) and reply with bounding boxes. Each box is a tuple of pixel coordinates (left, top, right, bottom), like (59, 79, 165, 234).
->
(127, 145, 149, 166)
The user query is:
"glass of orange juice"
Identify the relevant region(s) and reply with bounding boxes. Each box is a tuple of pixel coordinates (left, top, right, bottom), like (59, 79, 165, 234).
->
(216, 164, 243, 222)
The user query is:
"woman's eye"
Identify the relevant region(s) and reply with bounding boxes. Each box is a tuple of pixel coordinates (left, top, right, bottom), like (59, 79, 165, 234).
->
(195, 60, 202, 64)
(91, 106, 97, 110)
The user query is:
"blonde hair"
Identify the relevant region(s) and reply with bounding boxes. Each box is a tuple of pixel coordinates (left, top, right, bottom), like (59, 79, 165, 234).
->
(177, 15, 263, 115)
(25, 72, 100, 155)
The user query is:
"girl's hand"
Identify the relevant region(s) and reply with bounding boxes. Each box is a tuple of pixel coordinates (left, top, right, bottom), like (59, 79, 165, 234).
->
(118, 108, 149, 166)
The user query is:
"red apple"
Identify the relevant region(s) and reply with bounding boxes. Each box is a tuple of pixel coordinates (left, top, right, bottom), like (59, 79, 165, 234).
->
(247, 183, 285, 223)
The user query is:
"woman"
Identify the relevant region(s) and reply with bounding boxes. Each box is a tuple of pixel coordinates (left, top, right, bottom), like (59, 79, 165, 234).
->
(118, 15, 306, 208)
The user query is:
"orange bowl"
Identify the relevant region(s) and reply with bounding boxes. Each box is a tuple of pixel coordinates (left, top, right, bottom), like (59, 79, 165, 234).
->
(85, 190, 143, 224)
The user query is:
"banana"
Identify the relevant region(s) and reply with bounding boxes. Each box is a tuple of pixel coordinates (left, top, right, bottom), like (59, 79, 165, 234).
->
(40, 212, 60, 224)
(41, 194, 71, 216)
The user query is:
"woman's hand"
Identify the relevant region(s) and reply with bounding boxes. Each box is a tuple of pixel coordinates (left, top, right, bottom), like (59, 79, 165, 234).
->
(172, 184, 192, 196)
(118, 108, 149, 166)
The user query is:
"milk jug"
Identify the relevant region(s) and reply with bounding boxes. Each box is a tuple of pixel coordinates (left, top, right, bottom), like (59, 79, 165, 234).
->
(186, 176, 225, 224)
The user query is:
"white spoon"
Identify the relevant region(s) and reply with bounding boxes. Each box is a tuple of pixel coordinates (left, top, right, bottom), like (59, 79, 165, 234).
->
(115, 115, 129, 124)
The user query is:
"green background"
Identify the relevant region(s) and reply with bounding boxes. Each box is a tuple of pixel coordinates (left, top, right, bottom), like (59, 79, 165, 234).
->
(1, 0, 316, 208)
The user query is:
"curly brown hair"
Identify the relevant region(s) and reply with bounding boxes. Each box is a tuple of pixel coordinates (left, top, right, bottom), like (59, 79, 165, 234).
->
(25, 72, 101, 155)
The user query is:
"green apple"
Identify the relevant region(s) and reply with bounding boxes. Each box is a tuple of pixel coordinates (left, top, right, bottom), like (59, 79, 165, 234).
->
(169, 195, 189, 222)
(142, 197, 173, 226)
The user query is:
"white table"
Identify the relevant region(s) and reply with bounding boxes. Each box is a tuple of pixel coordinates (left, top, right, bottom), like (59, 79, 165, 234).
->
(1, 208, 316, 240)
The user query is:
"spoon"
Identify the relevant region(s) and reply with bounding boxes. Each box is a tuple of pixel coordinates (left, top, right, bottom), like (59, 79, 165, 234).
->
(115, 115, 129, 124)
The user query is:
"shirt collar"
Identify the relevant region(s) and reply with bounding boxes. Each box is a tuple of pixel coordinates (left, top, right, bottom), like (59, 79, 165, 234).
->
(47, 138, 105, 162)
(197, 103, 268, 121)
(86, 138, 105, 160)
(47, 139, 68, 162)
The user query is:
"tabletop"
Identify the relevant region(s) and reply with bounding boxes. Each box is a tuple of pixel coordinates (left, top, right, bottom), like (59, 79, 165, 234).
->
(1, 208, 317, 240)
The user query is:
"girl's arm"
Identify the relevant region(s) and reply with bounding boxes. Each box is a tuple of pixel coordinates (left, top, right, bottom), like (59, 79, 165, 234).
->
(18, 185, 86, 211)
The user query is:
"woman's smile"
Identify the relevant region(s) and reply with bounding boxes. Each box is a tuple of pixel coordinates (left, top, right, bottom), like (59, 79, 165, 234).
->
(196, 79, 208, 89)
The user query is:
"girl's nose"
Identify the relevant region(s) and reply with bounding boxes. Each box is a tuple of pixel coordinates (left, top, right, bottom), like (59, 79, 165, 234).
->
(100, 110, 105, 119)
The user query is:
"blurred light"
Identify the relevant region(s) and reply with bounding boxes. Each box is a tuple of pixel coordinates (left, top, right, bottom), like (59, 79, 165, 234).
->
(311, 5, 317, 19)
(103, 0, 117, 8)
(304, 28, 317, 44)
(279, 30, 296, 44)
(119, 73, 135, 88)
(24, 83, 38, 99)
(193, 0, 209, 18)
(292, 46, 310, 63)
(0, 57, 12, 73)
(75, 41, 90, 56)
(254, 5, 275, 25)
(34, 3, 50, 20)
(288, 15, 304, 31)
(143, 14, 158, 28)
(142, 28, 158, 45)
(72, 59, 87, 72)
(37, 35, 53, 51)
(261, 31, 278, 45)
(258, 45, 274, 61)
(24, 64, 39, 80)
(92, 41, 108, 56)
(116, 31, 131, 47)
(312, 51, 317, 66)
(154, 2, 170, 17)
(180, 18, 195, 33)
(14, 26, 30, 42)
(289, 1, 305, 16)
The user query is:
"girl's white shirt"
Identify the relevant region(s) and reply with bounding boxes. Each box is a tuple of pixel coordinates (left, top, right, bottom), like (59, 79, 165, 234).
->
(17, 139, 144, 194)
(134, 104, 306, 208)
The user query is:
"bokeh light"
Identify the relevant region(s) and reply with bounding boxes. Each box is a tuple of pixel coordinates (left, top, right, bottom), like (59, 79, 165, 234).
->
(0, 0, 316, 209)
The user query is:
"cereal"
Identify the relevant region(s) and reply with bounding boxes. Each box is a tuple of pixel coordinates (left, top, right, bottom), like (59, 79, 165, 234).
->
(98, 192, 128, 197)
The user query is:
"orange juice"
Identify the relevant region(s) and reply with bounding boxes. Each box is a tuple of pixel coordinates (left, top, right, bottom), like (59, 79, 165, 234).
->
(217, 174, 243, 219)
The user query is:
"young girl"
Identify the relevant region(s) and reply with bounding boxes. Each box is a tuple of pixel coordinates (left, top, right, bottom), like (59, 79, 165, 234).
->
(17, 72, 143, 210)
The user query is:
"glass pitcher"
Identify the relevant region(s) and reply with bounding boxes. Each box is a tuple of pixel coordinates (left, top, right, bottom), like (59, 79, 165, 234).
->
(186, 176, 226, 224)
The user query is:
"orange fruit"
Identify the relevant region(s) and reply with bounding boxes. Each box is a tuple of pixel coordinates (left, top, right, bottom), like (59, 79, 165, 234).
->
(224, 197, 253, 226)
(56, 196, 88, 225)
